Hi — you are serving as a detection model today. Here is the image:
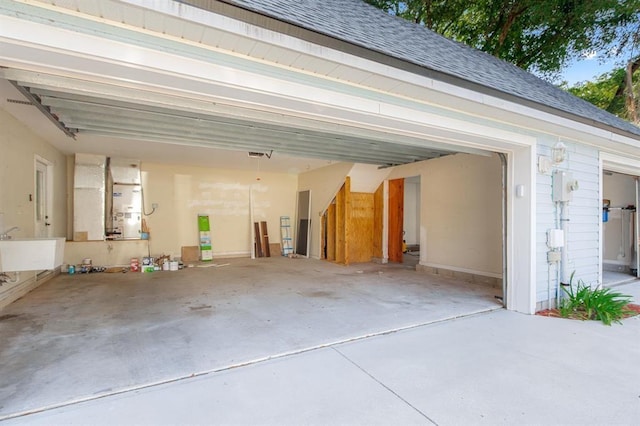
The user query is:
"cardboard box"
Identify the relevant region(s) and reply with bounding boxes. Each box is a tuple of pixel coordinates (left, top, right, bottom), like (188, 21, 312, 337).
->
(181, 246, 200, 263)
(73, 231, 88, 242)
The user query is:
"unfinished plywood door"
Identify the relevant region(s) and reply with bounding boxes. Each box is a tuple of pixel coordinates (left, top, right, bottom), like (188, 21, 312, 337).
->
(326, 203, 336, 261)
(349, 193, 374, 263)
(373, 183, 384, 259)
(388, 178, 404, 263)
(296, 190, 311, 257)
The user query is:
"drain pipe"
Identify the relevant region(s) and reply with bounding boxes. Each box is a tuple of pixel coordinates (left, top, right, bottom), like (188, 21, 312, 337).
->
(552, 169, 578, 306)
(560, 201, 570, 298)
(555, 201, 562, 306)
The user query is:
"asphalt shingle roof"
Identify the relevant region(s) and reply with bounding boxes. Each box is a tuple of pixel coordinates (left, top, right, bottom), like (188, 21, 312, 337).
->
(222, 0, 640, 139)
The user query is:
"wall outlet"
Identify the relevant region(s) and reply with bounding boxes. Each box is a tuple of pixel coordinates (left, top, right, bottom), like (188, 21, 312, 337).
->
(152, 203, 158, 209)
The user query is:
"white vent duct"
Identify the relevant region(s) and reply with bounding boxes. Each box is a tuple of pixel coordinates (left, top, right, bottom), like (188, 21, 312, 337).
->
(109, 158, 141, 184)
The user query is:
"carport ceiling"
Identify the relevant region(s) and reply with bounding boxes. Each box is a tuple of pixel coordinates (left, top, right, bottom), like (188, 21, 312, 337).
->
(11, 80, 459, 167)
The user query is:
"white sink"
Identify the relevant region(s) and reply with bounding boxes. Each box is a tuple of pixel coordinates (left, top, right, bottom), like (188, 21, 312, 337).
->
(0, 237, 65, 272)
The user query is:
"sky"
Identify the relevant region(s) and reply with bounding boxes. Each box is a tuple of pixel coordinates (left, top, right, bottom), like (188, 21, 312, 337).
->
(560, 55, 619, 86)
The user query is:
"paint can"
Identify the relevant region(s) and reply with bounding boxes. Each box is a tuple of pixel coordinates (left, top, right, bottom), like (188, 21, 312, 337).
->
(169, 261, 179, 271)
(162, 261, 170, 271)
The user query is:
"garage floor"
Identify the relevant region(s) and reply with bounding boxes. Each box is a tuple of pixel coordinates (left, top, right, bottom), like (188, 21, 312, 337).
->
(0, 257, 501, 419)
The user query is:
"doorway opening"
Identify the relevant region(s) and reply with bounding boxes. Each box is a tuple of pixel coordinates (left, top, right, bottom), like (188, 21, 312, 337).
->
(34, 156, 53, 238)
(602, 170, 638, 286)
(403, 175, 421, 267)
(387, 176, 421, 268)
(296, 190, 311, 257)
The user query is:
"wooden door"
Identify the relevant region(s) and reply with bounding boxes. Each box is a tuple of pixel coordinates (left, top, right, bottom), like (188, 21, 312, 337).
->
(388, 178, 404, 263)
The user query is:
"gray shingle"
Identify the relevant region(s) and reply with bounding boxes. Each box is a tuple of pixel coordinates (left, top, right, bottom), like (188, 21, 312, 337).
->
(221, 0, 640, 138)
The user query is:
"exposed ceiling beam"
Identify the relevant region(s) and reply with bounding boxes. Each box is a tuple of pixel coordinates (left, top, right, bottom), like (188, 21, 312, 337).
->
(28, 87, 459, 165)
(9, 81, 77, 138)
(5, 68, 492, 155)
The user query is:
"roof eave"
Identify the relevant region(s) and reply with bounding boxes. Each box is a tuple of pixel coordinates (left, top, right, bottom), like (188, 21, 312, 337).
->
(184, 0, 640, 143)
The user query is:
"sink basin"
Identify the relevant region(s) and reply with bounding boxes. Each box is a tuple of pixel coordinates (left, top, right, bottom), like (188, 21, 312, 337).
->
(0, 237, 65, 272)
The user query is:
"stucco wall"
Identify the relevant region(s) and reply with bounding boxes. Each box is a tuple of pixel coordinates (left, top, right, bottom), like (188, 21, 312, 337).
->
(0, 108, 67, 308)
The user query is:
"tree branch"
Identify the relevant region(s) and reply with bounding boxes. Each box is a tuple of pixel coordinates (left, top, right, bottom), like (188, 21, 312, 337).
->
(624, 57, 640, 123)
(608, 56, 640, 114)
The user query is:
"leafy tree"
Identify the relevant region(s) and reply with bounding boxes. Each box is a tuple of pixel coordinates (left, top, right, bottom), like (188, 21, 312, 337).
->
(365, 0, 640, 79)
(565, 60, 640, 124)
(564, 69, 627, 112)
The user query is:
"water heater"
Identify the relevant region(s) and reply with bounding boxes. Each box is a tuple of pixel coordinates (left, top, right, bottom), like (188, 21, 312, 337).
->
(112, 184, 142, 239)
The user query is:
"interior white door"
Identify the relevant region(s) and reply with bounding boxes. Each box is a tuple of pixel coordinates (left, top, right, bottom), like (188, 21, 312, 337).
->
(35, 158, 51, 237)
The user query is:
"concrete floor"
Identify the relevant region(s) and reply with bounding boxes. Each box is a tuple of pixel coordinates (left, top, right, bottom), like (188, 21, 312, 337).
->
(0, 257, 501, 419)
(2, 282, 639, 425)
(603, 270, 638, 286)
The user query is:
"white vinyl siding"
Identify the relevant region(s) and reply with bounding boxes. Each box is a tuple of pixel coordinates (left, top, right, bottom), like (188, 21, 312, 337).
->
(536, 139, 600, 305)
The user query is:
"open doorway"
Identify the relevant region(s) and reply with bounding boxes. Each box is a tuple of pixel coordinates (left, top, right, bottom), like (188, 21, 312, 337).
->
(403, 175, 421, 268)
(296, 190, 311, 257)
(602, 170, 638, 285)
(387, 176, 421, 267)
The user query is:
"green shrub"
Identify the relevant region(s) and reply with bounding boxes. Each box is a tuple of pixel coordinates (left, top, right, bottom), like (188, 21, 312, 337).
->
(559, 274, 633, 325)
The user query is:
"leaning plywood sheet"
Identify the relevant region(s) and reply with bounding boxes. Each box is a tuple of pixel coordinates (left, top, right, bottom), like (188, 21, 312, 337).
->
(254, 222, 263, 257)
(261, 221, 270, 257)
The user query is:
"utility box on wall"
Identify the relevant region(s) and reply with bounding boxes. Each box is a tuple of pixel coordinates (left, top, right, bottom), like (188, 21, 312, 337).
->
(552, 170, 578, 202)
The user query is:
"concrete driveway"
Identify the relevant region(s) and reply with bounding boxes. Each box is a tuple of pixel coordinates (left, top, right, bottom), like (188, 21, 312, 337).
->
(2, 281, 639, 425)
(0, 257, 501, 419)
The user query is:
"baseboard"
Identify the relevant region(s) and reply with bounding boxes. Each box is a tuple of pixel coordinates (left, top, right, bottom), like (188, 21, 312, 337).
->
(0, 268, 59, 311)
(416, 263, 502, 288)
(603, 261, 631, 273)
